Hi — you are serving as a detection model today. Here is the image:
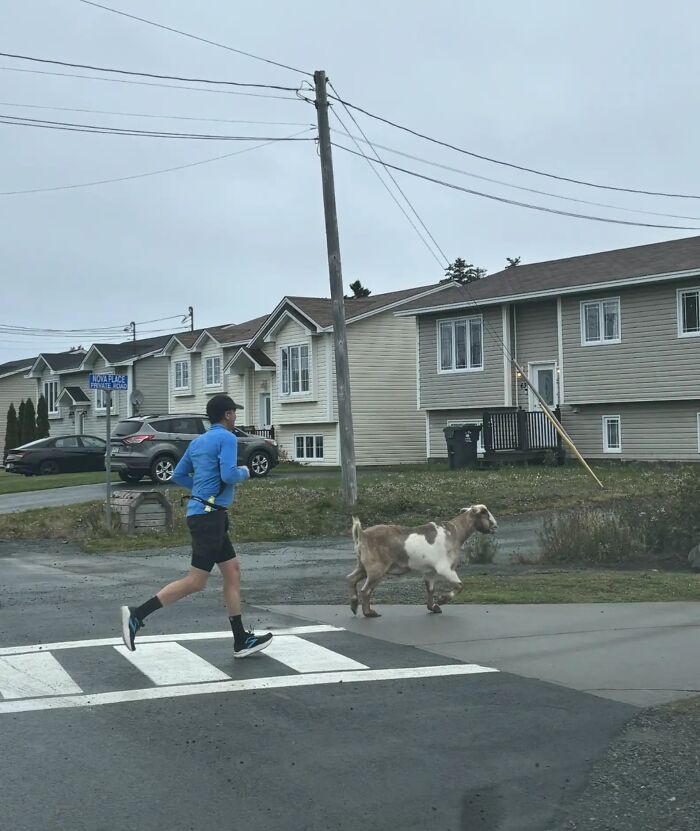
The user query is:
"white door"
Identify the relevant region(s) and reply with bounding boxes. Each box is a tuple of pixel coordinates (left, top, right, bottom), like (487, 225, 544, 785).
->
(528, 362, 558, 410)
(260, 393, 271, 428)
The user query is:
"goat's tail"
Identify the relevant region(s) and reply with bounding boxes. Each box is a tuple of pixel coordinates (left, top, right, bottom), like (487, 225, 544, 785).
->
(351, 516, 363, 554)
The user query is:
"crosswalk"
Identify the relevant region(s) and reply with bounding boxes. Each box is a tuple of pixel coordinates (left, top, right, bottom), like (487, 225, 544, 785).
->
(0, 625, 498, 715)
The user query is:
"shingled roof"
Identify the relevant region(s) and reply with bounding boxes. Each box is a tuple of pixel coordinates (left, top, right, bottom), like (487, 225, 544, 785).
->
(396, 235, 700, 315)
(89, 334, 171, 364)
(0, 356, 36, 377)
(35, 350, 87, 372)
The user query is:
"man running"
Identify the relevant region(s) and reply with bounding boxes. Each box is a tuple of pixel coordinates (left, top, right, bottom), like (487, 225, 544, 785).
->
(120, 394, 272, 658)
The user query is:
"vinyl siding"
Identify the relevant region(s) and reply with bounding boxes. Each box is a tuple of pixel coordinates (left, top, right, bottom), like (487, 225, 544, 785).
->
(275, 423, 338, 465)
(418, 306, 505, 409)
(132, 355, 168, 415)
(273, 318, 329, 424)
(562, 278, 700, 403)
(0, 371, 37, 453)
(427, 408, 486, 459)
(513, 300, 559, 408)
(347, 312, 426, 465)
(562, 400, 700, 461)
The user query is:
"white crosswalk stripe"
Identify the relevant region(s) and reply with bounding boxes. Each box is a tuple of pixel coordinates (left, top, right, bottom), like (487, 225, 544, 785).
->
(115, 642, 231, 685)
(264, 635, 367, 673)
(0, 653, 82, 699)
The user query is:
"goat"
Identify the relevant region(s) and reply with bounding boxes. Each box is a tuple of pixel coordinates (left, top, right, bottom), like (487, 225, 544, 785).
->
(347, 505, 497, 618)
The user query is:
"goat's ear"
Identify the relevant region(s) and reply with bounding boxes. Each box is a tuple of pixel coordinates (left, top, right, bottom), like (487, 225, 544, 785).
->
(460, 507, 470, 514)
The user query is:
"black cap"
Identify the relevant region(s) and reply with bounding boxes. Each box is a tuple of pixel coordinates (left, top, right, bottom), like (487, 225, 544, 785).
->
(206, 394, 243, 423)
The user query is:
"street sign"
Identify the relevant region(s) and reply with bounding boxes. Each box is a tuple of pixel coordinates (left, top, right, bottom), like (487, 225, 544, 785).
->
(89, 373, 128, 390)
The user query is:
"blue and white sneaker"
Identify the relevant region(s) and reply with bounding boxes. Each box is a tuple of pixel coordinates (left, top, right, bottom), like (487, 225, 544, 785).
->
(234, 631, 272, 658)
(120, 605, 143, 652)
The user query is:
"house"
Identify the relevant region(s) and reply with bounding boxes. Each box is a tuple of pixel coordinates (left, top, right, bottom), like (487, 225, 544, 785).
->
(25, 335, 171, 439)
(0, 354, 39, 454)
(396, 235, 700, 462)
(228, 283, 453, 465)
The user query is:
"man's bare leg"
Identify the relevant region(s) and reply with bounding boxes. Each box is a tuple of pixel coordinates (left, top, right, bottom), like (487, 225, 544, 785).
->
(218, 558, 241, 616)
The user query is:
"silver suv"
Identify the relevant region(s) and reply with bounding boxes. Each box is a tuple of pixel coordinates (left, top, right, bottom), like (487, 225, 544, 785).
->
(110, 413, 278, 484)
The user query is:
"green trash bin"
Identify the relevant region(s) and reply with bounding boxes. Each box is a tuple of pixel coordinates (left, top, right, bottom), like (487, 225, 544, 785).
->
(443, 425, 481, 470)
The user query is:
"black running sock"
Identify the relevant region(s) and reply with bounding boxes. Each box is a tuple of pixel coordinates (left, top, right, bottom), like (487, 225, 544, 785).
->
(133, 596, 163, 622)
(229, 615, 246, 642)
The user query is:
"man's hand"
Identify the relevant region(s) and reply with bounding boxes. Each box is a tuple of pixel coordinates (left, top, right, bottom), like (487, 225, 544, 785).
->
(237, 465, 251, 481)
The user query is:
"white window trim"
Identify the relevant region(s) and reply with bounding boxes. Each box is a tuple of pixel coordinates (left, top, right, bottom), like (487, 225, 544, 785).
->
(95, 388, 116, 415)
(204, 355, 223, 388)
(602, 415, 622, 454)
(580, 297, 621, 346)
(44, 379, 60, 418)
(173, 359, 191, 393)
(446, 419, 485, 454)
(436, 315, 484, 374)
(279, 343, 312, 398)
(293, 433, 324, 460)
(677, 286, 700, 338)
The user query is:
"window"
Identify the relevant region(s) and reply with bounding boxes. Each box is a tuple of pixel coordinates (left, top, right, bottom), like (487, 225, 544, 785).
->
(54, 436, 80, 448)
(294, 434, 324, 460)
(80, 436, 105, 449)
(174, 360, 190, 391)
(44, 380, 59, 416)
(205, 356, 222, 387)
(95, 388, 115, 413)
(602, 416, 622, 454)
(438, 316, 483, 372)
(678, 288, 700, 337)
(581, 298, 621, 345)
(280, 344, 310, 395)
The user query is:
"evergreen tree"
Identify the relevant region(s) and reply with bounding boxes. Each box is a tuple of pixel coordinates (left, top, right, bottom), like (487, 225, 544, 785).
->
(3, 403, 20, 460)
(442, 257, 486, 285)
(17, 400, 26, 446)
(36, 394, 50, 439)
(505, 256, 521, 269)
(347, 280, 371, 298)
(22, 399, 36, 445)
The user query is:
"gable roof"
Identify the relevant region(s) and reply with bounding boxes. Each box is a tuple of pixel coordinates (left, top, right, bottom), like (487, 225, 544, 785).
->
(29, 350, 87, 375)
(84, 334, 171, 366)
(0, 356, 36, 378)
(58, 386, 91, 405)
(396, 234, 700, 316)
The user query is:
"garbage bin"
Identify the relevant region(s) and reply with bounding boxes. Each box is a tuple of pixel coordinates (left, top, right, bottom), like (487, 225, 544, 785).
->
(443, 424, 482, 470)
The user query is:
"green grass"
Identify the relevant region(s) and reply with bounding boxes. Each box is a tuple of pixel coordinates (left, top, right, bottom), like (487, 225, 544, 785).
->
(453, 570, 700, 603)
(0, 469, 119, 494)
(0, 461, 690, 555)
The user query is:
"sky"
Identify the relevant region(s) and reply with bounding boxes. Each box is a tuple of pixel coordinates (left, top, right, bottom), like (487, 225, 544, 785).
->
(2, 0, 700, 363)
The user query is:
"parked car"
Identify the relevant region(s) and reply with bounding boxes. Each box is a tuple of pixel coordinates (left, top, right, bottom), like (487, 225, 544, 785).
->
(109, 413, 278, 484)
(4, 435, 107, 476)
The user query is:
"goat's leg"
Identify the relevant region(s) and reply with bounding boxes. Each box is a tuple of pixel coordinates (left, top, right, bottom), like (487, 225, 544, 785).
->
(424, 577, 441, 614)
(346, 564, 366, 615)
(360, 570, 384, 618)
(435, 567, 464, 607)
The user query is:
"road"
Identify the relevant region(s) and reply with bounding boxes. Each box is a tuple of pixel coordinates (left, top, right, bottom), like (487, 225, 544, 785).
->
(3, 538, 700, 829)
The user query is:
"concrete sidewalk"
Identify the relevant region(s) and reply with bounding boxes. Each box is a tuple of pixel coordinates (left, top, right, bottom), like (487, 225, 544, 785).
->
(267, 602, 700, 707)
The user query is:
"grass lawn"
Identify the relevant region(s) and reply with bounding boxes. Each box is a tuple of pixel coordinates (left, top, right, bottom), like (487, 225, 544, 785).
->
(453, 570, 700, 603)
(0, 461, 691, 555)
(0, 469, 119, 494)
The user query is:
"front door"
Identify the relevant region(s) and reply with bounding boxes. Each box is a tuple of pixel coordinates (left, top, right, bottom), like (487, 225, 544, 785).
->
(260, 393, 271, 428)
(528, 362, 558, 410)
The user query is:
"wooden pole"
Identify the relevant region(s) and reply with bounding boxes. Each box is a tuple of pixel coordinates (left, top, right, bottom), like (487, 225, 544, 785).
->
(314, 70, 358, 506)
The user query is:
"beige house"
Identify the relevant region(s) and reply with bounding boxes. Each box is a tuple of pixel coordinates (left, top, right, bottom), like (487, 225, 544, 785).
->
(398, 235, 700, 462)
(0, 355, 40, 454)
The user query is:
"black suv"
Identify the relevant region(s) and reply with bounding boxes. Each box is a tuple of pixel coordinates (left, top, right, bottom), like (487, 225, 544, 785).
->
(110, 413, 278, 484)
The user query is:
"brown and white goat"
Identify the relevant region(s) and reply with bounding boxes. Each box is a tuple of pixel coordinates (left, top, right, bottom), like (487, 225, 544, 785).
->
(347, 505, 497, 617)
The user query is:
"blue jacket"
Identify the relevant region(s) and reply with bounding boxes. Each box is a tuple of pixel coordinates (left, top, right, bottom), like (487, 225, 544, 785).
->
(171, 424, 249, 516)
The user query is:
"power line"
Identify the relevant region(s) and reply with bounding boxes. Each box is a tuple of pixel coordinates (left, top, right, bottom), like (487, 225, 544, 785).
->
(332, 143, 700, 231)
(331, 129, 700, 223)
(78, 0, 311, 77)
(0, 128, 314, 195)
(0, 100, 313, 128)
(0, 51, 299, 92)
(328, 93, 700, 201)
(0, 66, 299, 100)
(328, 80, 448, 268)
(0, 113, 316, 141)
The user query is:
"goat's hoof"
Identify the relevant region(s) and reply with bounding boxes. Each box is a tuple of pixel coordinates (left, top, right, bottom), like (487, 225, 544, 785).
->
(430, 604, 442, 614)
(363, 610, 381, 618)
(350, 598, 358, 614)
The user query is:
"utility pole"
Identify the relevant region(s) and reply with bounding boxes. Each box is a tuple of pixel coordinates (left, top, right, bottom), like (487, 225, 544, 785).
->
(129, 321, 136, 341)
(188, 306, 194, 332)
(314, 70, 358, 506)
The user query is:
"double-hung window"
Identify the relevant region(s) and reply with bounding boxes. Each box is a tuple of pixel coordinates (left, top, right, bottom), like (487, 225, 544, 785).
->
(174, 360, 190, 391)
(43, 380, 59, 416)
(581, 298, 620, 345)
(602, 415, 622, 454)
(438, 316, 483, 372)
(678, 288, 700, 337)
(280, 344, 310, 395)
(205, 356, 222, 387)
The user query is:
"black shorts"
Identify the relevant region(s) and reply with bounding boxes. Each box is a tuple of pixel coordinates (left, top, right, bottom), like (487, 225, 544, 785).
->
(187, 511, 237, 572)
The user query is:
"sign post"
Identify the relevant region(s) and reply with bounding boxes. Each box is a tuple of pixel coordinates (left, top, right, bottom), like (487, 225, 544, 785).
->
(89, 373, 128, 530)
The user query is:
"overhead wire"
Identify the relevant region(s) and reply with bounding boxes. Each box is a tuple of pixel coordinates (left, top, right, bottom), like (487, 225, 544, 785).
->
(327, 79, 448, 268)
(331, 143, 700, 231)
(78, 0, 311, 77)
(328, 93, 700, 200)
(0, 128, 314, 195)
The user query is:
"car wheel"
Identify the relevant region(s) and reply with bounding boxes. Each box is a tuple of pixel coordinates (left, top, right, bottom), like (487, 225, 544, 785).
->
(119, 471, 144, 484)
(248, 451, 271, 478)
(150, 455, 176, 484)
(39, 460, 60, 476)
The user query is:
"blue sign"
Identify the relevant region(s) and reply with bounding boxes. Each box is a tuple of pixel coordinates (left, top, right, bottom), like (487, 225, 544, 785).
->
(89, 373, 128, 391)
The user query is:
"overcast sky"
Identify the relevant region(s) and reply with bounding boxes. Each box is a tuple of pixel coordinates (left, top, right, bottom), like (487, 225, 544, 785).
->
(2, 0, 700, 363)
